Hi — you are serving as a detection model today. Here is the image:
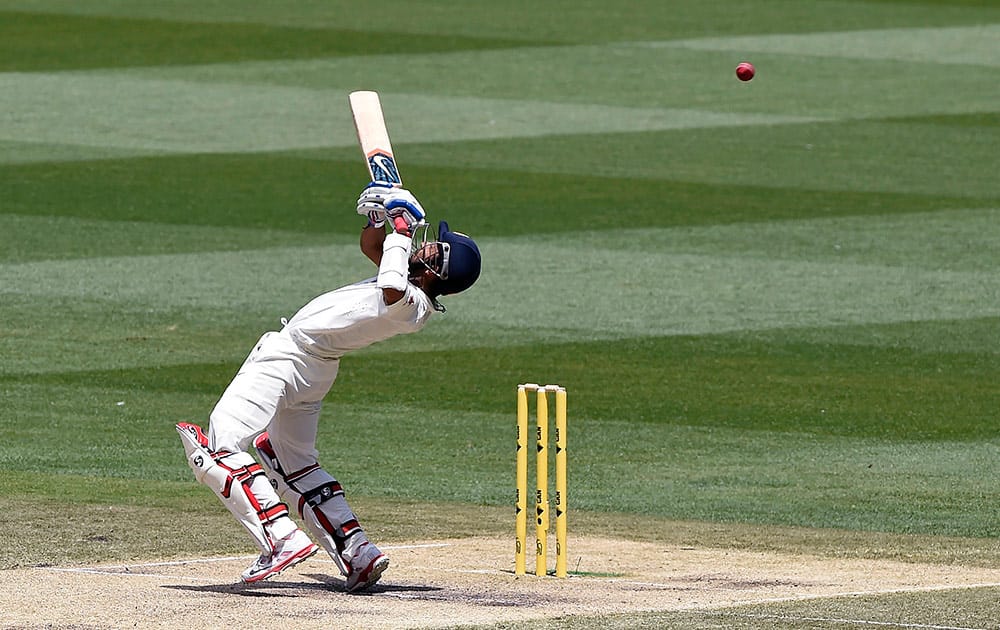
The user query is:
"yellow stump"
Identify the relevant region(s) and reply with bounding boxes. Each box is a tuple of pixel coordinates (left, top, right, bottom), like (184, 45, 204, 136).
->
(554, 387, 568, 578)
(515, 386, 529, 575)
(535, 387, 549, 576)
(516, 383, 567, 578)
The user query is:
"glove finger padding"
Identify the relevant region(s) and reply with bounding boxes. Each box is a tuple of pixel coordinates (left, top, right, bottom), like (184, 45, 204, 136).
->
(357, 183, 396, 207)
(357, 183, 398, 227)
(357, 199, 386, 222)
(357, 199, 386, 214)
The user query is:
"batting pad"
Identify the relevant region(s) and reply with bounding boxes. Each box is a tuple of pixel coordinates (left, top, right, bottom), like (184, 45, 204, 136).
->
(176, 423, 294, 555)
(254, 433, 350, 574)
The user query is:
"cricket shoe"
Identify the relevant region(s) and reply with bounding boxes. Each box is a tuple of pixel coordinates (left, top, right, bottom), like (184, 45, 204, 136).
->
(344, 541, 389, 593)
(241, 529, 319, 583)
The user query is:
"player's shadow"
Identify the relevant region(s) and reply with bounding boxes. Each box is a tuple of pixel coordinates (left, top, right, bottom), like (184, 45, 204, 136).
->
(163, 575, 441, 598)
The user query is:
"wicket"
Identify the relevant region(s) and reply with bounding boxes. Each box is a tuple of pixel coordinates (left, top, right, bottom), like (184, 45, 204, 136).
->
(516, 383, 567, 577)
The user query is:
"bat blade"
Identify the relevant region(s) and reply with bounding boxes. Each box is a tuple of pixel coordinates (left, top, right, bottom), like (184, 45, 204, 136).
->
(349, 91, 402, 186)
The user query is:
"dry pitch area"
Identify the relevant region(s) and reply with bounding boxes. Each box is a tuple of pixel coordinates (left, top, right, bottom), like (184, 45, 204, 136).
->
(3, 536, 1000, 629)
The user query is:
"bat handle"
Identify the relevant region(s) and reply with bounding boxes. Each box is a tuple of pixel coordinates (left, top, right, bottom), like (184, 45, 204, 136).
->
(392, 216, 410, 234)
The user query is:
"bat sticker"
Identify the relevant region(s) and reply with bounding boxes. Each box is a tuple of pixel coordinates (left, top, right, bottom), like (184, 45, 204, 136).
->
(367, 151, 402, 185)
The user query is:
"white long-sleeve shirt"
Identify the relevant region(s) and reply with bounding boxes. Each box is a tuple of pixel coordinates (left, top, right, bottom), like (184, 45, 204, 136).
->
(283, 278, 433, 360)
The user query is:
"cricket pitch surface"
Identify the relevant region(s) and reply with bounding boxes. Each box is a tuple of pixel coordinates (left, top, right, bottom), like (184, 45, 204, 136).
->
(3, 536, 1000, 628)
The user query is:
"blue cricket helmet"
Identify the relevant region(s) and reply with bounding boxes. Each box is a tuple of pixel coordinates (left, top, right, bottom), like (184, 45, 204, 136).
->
(437, 221, 481, 295)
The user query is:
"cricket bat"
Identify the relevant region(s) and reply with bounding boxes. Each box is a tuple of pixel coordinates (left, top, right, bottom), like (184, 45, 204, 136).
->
(349, 91, 403, 187)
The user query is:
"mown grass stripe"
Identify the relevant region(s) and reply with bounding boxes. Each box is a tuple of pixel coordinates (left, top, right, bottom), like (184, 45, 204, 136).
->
(652, 24, 1000, 67)
(593, 208, 1000, 272)
(0, 72, 821, 161)
(3, 220, 999, 341)
(2, 381, 999, 532)
(396, 121, 1000, 197)
(4, 0, 997, 42)
(0, 213, 346, 263)
(0, 10, 540, 72)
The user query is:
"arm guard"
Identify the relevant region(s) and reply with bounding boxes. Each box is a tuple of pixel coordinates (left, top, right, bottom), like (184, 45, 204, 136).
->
(376, 231, 412, 292)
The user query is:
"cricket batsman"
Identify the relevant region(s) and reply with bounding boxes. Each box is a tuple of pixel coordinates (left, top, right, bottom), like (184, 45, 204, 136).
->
(176, 183, 481, 591)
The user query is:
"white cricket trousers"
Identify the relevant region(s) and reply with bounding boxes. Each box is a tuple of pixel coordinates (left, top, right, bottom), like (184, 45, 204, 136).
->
(208, 330, 339, 473)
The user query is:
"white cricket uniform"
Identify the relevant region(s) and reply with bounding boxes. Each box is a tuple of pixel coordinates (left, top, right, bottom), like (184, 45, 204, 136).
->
(208, 278, 434, 470)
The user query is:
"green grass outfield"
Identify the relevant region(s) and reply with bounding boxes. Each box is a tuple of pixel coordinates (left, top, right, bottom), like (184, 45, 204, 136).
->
(2, 1, 1000, 627)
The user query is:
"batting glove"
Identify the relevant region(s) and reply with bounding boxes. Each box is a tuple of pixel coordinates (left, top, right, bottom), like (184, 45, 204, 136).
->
(383, 189, 426, 236)
(356, 182, 396, 227)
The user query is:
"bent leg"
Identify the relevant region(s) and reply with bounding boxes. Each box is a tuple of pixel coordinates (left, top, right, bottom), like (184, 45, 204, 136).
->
(177, 423, 297, 554)
(255, 429, 388, 590)
(178, 333, 323, 581)
(177, 423, 318, 582)
(269, 399, 361, 554)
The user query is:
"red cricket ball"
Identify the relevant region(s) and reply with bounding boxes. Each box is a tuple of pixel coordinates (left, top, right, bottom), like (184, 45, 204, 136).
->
(736, 62, 755, 82)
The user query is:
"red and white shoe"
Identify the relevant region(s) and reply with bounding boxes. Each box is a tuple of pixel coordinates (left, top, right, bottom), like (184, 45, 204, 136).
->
(344, 541, 389, 592)
(241, 529, 318, 583)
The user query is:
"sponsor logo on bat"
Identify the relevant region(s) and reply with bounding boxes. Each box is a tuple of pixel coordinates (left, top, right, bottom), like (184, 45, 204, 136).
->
(368, 151, 402, 185)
